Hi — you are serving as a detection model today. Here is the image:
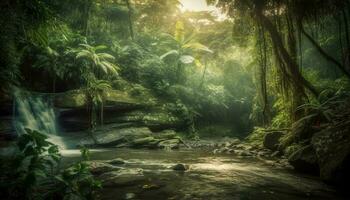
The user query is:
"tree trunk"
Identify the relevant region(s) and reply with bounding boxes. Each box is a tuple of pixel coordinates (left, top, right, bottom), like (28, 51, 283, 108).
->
(125, 0, 134, 40)
(83, 0, 92, 36)
(256, 11, 319, 97)
(300, 23, 350, 79)
(100, 100, 104, 126)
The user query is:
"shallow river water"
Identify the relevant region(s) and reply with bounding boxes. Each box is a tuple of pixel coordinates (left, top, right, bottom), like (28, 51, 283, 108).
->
(62, 148, 345, 200)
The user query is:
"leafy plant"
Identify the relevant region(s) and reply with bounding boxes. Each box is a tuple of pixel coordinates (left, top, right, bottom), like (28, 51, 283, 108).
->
(85, 79, 112, 129)
(296, 89, 350, 124)
(75, 43, 119, 78)
(160, 21, 213, 84)
(0, 129, 101, 200)
(0, 128, 60, 199)
(80, 146, 91, 161)
(55, 148, 101, 200)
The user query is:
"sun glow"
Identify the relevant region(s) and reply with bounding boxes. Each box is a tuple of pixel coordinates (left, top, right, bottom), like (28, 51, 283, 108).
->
(179, 0, 214, 12)
(179, 0, 227, 20)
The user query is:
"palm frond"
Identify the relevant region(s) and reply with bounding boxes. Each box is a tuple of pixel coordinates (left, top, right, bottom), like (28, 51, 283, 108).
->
(160, 50, 179, 59)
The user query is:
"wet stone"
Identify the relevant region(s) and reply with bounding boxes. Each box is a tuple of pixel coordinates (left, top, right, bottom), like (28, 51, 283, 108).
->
(172, 163, 189, 171)
(107, 158, 126, 165)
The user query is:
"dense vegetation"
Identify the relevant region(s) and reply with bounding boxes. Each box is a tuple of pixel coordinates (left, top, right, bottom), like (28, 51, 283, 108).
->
(1, 0, 350, 199)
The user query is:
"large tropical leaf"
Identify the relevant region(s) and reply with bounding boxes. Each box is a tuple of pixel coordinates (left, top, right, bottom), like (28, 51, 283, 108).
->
(97, 53, 115, 60)
(100, 61, 119, 75)
(183, 42, 213, 53)
(160, 50, 179, 60)
(179, 55, 195, 64)
(94, 45, 108, 51)
(79, 44, 93, 50)
(76, 50, 92, 59)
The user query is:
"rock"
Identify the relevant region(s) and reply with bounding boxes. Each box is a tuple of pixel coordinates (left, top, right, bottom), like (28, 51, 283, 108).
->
(125, 193, 136, 199)
(271, 151, 282, 157)
(230, 138, 241, 145)
(153, 129, 177, 139)
(224, 142, 231, 147)
(288, 145, 319, 174)
(54, 90, 86, 108)
(263, 131, 285, 151)
(172, 163, 189, 171)
(158, 139, 180, 149)
(99, 168, 145, 187)
(311, 128, 350, 184)
(235, 150, 253, 157)
(82, 161, 121, 175)
(142, 184, 161, 190)
(117, 109, 185, 131)
(213, 148, 220, 154)
(132, 136, 158, 146)
(54, 89, 142, 109)
(107, 158, 126, 165)
(233, 144, 246, 150)
(257, 151, 269, 157)
(228, 149, 235, 154)
(93, 127, 152, 146)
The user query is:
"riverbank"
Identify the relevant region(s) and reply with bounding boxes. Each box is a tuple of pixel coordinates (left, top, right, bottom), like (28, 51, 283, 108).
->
(61, 148, 344, 200)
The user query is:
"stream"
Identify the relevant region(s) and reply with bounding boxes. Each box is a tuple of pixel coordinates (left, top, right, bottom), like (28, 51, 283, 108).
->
(62, 148, 344, 200)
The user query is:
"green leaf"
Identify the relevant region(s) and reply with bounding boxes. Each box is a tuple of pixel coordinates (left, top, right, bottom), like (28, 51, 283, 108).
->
(160, 50, 179, 60)
(179, 55, 195, 64)
(183, 42, 213, 53)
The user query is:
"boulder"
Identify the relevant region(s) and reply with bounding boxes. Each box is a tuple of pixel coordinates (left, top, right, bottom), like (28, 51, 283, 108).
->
(93, 127, 152, 146)
(132, 136, 160, 148)
(263, 131, 284, 150)
(55, 89, 146, 132)
(115, 109, 184, 131)
(288, 145, 319, 174)
(107, 158, 126, 165)
(172, 163, 189, 171)
(153, 129, 177, 139)
(82, 161, 121, 175)
(311, 127, 350, 184)
(158, 139, 180, 149)
(235, 150, 253, 157)
(54, 89, 143, 109)
(54, 90, 86, 108)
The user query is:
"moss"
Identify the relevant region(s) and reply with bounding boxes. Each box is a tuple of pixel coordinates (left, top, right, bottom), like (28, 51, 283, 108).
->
(284, 143, 303, 158)
(197, 125, 233, 138)
(245, 127, 266, 147)
(54, 89, 149, 108)
(54, 90, 86, 108)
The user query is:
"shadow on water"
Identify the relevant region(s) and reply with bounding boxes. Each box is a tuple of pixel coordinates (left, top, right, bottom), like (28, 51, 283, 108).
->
(62, 148, 345, 200)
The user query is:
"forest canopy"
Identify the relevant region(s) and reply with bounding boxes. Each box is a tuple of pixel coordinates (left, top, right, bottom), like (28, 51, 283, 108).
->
(1, 0, 350, 199)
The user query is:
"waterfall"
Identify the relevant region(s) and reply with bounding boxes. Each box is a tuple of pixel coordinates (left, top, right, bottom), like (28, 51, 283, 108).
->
(13, 89, 66, 148)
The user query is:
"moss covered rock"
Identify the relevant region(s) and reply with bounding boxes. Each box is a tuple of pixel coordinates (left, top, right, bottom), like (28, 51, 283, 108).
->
(311, 126, 350, 184)
(288, 145, 319, 175)
(54, 89, 147, 109)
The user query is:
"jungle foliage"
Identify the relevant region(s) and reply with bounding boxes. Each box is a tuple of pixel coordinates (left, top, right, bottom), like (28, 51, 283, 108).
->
(1, 0, 350, 137)
(0, 129, 101, 200)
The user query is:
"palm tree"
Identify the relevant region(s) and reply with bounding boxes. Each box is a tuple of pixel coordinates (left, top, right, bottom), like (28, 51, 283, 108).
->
(85, 79, 111, 129)
(74, 43, 119, 129)
(160, 21, 213, 84)
(76, 43, 119, 79)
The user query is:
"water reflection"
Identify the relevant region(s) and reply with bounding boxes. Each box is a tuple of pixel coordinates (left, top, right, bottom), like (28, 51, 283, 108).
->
(61, 148, 343, 200)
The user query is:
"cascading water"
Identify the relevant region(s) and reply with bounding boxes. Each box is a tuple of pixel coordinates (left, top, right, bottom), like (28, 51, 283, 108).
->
(13, 89, 66, 148)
